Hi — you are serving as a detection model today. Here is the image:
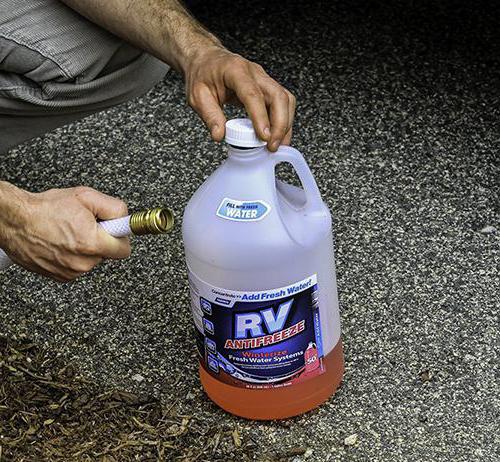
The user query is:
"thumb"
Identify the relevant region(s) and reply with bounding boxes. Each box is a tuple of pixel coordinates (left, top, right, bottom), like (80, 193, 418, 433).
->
(95, 228, 131, 260)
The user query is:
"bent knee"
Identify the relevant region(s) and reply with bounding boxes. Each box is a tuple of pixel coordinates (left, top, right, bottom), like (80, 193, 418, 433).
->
(0, 0, 168, 111)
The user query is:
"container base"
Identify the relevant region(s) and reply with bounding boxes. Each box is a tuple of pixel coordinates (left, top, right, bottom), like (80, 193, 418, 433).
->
(199, 339, 344, 420)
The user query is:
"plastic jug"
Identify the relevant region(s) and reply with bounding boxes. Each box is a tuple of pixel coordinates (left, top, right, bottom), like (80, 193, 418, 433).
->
(182, 118, 344, 419)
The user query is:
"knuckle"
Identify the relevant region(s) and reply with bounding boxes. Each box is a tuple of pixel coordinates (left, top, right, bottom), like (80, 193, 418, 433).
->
(187, 84, 205, 109)
(232, 58, 253, 76)
(256, 63, 265, 73)
(74, 235, 97, 255)
(229, 54, 246, 67)
(205, 114, 220, 126)
(245, 86, 264, 100)
(73, 186, 93, 197)
(73, 260, 95, 274)
(251, 63, 266, 75)
(275, 122, 289, 135)
(116, 200, 128, 216)
(275, 89, 289, 102)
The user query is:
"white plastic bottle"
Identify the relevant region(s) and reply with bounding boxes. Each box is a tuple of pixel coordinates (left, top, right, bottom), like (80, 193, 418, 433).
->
(183, 118, 344, 420)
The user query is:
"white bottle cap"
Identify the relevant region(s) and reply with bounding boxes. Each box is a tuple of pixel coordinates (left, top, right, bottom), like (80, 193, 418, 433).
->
(225, 118, 267, 148)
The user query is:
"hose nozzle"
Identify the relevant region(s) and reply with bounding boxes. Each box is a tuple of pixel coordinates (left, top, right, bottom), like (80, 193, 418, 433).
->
(129, 207, 174, 235)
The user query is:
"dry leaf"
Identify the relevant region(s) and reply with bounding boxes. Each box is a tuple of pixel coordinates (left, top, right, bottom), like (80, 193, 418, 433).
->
(232, 428, 242, 447)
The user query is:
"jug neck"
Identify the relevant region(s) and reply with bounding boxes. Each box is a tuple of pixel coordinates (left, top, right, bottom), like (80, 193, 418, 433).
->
(227, 145, 268, 162)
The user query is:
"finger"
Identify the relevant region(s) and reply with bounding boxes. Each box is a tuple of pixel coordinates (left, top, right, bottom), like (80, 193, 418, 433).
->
(68, 255, 103, 274)
(282, 127, 293, 146)
(282, 92, 296, 146)
(225, 74, 271, 142)
(189, 84, 226, 141)
(266, 88, 290, 152)
(75, 187, 128, 221)
(41, 254, 102, 279)
(21, 258, 79, 283)
(95, 229, 131, 260)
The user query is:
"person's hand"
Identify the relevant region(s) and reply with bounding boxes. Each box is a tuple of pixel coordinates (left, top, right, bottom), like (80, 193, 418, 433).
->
(185, 46, 296, 151)
(0, 185, 130, 282)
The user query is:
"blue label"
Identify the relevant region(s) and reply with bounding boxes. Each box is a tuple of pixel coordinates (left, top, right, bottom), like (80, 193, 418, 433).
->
(190, 275, 325, 389)
(216, 198, 271, 222)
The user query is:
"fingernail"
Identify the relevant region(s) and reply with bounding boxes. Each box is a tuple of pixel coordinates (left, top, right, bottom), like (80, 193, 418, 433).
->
(263, 127, 271, 138)
(272, 141, 280, 151)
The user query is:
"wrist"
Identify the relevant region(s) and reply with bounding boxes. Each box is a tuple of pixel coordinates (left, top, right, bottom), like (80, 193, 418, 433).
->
(0, 181, 31, 247)
(176, 34, 225, 76)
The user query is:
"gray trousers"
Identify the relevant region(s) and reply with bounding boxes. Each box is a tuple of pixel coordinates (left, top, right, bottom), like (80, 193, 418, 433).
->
(0, 0, 169, 154)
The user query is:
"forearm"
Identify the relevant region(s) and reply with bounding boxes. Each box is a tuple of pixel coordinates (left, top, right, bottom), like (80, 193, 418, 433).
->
(61, 0, 295, 150)
(60, 0, 223, 74)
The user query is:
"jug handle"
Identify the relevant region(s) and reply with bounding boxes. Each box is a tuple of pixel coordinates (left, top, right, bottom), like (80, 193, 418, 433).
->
(272, 146, 325, 215)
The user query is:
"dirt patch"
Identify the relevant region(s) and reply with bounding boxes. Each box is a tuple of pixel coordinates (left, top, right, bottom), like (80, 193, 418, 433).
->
(0, 337, 301, 461)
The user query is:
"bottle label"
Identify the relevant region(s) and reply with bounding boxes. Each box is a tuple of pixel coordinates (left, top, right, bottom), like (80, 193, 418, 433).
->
(216, 198, 271, 222)
(188, 272, 326, 389)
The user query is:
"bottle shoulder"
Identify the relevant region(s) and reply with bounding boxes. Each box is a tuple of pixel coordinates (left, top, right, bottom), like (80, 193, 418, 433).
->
(182, 156, 332, 269)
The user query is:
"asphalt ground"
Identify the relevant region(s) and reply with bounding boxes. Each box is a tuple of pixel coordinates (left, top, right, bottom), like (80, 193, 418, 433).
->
(1, 0, 499, 460)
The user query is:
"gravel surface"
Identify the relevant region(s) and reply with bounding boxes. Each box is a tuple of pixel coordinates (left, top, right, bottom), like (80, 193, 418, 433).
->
(1, 0, 499, 460)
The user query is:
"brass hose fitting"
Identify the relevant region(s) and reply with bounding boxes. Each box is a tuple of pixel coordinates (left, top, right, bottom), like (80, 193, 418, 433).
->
(129, 207, 174, 235)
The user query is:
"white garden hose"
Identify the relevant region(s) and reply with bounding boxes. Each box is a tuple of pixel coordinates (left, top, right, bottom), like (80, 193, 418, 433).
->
(0, 207, 174, 271)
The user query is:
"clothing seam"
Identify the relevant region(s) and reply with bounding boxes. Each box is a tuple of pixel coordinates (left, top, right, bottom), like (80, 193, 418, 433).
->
(0, 86, 37, 91)
(0, 33, 71, 80)
(1, 86, 41, 99)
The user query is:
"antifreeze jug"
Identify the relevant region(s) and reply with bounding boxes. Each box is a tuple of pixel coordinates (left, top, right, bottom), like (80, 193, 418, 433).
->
(183, 118, 344, 419)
